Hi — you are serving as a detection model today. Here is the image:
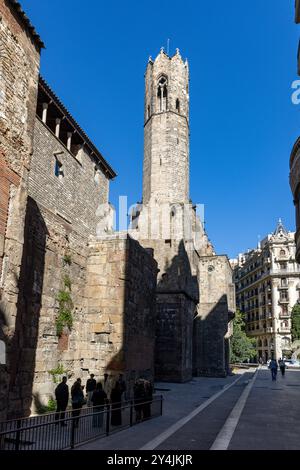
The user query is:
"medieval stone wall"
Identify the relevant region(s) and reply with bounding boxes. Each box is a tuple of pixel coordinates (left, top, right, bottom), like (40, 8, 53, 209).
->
(29, 117, 109, 237)
(4, 116, 112, 416)
(0, 0, 41, 422)
(85, 234, 157, 396)
(193, 255, 235, 377)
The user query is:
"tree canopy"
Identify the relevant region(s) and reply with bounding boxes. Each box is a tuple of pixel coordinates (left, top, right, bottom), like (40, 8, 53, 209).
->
(230, 309, 256, 363)
(291, 303, 300, 342)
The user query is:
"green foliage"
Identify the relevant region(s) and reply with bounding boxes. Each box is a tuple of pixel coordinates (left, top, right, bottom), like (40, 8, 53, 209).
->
(47, 398, 57, 412)
(56, 309, 73, 337)
(291, 303, 300, 342)
(63, 275, 72, 291)
(34, 395, 57, 414)
(48, 363, 68, 383)
(230, 310, 256, 363)
(56, 290, 73, 306)
(63, 254, 72, 266)
(56, 289, 74, 337)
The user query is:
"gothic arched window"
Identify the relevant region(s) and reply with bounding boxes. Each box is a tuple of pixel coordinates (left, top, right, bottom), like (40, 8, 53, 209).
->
(157, 76, 168, 112)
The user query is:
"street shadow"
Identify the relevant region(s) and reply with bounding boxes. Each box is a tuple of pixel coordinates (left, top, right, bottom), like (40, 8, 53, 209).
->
(193, 295, 235, 377)
(105, 236, 158, 397)
(155, 239, 199, 382)
(6, 197, 48, 419)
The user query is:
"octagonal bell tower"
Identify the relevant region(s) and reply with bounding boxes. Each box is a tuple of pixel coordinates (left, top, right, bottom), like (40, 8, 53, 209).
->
(143, 47, 190, 205)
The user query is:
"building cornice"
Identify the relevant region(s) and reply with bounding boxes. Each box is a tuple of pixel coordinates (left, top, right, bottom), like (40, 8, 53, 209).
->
(7, 0, 45, 50)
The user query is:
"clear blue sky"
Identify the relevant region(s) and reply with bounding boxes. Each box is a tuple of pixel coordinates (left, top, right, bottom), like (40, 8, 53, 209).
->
(22, 0, 300, 258)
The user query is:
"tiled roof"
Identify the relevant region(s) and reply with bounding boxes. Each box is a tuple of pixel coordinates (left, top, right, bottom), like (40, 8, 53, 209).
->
(8, 0, 45, 49)
(39, 76, 117, 179)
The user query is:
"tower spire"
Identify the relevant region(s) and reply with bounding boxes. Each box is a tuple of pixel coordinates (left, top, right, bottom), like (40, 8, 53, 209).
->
(143, 49, 190, 204)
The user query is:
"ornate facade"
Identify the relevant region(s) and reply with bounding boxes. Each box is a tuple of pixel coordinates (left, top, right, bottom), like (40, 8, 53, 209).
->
(232, 221, 300, 361)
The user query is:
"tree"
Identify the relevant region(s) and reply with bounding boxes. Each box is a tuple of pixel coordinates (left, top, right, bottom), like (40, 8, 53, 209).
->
(291, 303, 300, 342)
(230, 310, 256, 363)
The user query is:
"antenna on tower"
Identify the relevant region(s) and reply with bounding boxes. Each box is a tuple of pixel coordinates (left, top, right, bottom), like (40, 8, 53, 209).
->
(167, 38, 170, 55)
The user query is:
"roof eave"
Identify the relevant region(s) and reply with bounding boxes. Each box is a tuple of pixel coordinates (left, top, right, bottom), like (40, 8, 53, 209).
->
(8, 0, 45, 50)
(39, 76, 117, 180)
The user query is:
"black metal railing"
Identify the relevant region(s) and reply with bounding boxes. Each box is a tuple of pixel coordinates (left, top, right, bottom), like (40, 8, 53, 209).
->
(0, 395, 163, 450)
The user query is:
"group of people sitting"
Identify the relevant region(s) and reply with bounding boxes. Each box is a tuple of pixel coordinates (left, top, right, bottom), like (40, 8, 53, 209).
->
(54, 373, 153, 428)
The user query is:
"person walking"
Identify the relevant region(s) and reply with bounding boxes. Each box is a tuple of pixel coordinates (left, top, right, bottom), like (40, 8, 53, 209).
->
(71, 378, 85, 428)
(278, 358, 286, 377)
(269, 358, 278, 381)
(54, 376, 69, 426)
(91, 383, 107, 428)
(86, 374, 97, 407)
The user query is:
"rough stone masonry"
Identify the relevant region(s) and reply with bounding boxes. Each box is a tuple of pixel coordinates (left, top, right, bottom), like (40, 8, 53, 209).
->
(0, 1, 235, 420)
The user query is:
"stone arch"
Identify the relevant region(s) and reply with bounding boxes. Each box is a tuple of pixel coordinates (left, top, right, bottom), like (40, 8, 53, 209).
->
(157, 74, 168, 112)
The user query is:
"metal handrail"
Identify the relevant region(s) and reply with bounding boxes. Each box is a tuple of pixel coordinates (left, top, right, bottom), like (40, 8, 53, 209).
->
(0, 395, 163, 450)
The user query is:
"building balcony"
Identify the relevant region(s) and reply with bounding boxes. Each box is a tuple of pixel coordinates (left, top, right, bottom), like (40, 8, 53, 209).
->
(266, 327, 273, 333)
(278, 299, 289, 304)
(275, 256, 289, 263)
(278, 327, 290, 333)
(279, 313, 290, 319)
(278, 285, 289, 290)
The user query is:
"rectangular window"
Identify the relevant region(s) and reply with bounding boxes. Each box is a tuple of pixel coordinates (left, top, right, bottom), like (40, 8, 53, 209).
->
(280, 291, 288, 301)
(279, 262, 287, 270)
(55, 158, 64, 179)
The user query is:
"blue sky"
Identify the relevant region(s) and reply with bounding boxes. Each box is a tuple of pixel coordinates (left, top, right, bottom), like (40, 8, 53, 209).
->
(22, 0, 300, 258)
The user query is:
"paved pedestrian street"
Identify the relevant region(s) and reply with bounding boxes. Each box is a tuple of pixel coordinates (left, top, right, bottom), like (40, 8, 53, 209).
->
(78, 368, 300, 451)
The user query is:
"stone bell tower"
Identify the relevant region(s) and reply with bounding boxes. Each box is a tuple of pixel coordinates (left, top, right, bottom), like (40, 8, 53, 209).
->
(143, 47, 190, 205)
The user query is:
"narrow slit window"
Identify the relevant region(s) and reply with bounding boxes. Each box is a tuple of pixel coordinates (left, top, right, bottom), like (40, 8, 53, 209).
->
(55, 158, 64, 179)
